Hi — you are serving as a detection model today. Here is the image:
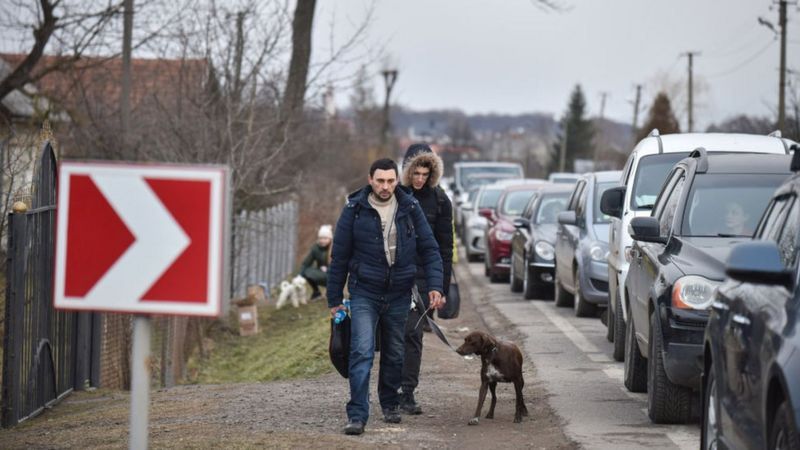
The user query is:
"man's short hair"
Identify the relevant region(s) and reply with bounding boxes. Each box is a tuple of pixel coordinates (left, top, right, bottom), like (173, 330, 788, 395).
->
(369, 158, 398, 178)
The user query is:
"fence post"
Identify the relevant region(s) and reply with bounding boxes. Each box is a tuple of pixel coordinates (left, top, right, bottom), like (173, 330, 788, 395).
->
(267, 206, 276, 289)
(90, 313, 102, 387)
(290, 200, 298, 276)
(1, 209, 28, 427)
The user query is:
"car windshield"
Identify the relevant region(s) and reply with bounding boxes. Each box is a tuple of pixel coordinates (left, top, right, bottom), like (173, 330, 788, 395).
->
(534, 193, 569, 224)
(631, 153, 689, 210)
(681, 174, 788, 237)
(478, 188, 504, 209)
(594, 181, 617, 223)
(461, 166, 523, 189)
(500, 190, 537, 216)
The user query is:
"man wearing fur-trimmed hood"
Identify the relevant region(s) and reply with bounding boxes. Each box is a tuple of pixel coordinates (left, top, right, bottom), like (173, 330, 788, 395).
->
(398, 143, 454, 415)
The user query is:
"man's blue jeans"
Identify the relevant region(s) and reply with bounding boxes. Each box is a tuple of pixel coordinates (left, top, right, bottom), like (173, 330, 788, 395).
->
(347, 294, 409, 424)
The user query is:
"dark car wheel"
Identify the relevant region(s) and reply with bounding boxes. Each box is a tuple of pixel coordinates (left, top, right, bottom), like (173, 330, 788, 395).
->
(702, 362, 720, 450)
(624, 307, 647, 393)
(510, 255, 523, 292)
(484, 250, 491, 277)
(612, 288, 626, 362)
(573, 269, 597, 317)
(606, 305, 614, 342)
(771, 400, 800, 450)
(554, 267, 574, 308)
(647, 313, 692, 423)
(467, 252, 481, 263)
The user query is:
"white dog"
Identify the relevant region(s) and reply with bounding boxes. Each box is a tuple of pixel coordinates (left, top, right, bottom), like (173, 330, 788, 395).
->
(276, 275, 309, 309)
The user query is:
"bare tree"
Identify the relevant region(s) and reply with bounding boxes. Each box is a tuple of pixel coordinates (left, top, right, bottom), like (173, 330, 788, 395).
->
(0, 0, 177, 104)
(280, 0, 317, 135)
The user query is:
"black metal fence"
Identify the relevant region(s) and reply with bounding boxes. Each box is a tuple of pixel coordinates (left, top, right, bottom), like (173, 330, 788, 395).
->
(0, 142, 100, 428)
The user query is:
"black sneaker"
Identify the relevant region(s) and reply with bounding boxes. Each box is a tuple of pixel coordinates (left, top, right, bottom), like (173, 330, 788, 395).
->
(400, 391, 423, 415)
(382, 407, 402, 423)
(343, 419, 364, 435)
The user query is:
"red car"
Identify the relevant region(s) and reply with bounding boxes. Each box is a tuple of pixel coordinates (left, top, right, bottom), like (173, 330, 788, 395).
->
(483, 182, 546, 282)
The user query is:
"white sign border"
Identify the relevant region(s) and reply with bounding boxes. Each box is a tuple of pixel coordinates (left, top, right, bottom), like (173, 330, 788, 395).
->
(54, 161, 229, 317)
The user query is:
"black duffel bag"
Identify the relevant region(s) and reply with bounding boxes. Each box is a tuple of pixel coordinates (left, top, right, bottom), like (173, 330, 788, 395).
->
(329, 316, 351, 378)
(437, 273, 460, 319)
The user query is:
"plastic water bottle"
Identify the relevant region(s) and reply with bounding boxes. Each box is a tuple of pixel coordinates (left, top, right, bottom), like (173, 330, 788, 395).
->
(334, 299, 351, 324)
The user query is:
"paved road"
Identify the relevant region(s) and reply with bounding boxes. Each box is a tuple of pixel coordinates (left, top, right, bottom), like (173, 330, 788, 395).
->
(461, 260, 701, 450)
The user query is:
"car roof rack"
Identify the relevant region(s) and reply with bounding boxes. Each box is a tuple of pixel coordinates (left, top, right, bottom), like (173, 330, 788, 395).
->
(791, 144, 800, 172)
(648, 129, 664, 154)
(688, 147, 709, 173)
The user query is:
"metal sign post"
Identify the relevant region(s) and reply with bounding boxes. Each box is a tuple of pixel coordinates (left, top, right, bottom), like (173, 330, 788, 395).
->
(129, 315, 151, 450)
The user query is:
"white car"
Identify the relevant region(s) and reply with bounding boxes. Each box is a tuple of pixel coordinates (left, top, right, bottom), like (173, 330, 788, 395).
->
(601, 130, 796, 363)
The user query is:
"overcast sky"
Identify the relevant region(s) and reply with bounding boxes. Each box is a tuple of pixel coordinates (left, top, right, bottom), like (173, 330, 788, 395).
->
(314, 0, 799, 131)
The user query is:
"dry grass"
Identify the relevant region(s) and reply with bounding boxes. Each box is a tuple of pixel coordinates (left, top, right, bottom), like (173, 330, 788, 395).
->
(184, 298, 333, 384)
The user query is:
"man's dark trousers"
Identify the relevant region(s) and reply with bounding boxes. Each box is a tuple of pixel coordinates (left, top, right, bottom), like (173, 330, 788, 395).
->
(402, 276, 428, 391)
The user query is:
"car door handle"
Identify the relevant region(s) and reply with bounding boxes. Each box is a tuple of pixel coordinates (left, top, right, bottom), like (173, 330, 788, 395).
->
(711, 301, 729, 312)
(732, 314, 751, 326)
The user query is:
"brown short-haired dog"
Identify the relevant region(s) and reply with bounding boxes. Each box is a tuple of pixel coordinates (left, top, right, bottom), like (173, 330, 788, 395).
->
(456, 330, 528, 425)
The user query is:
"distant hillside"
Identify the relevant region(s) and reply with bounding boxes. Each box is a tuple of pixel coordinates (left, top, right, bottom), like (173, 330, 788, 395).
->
(388, 106, 633, 154)
(389, 107, 556, 136)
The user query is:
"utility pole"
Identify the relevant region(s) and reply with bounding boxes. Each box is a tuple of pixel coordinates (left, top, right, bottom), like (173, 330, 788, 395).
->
(559, 121, 569, 173)
(683, 51, 699, 132)
(777, 0, 789, 132)
(631, 84, 642, 139)
(598, 91, 609, 120)
(121, 0, 133, 153)
(380, 69, 398, 151)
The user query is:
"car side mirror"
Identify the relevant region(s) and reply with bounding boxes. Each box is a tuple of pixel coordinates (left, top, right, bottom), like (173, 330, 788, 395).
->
(462, 202, 473, 211)
(513, 218, 529, 229)
(557, 211, 577, 226)
(726, 241, 794, 287)
(600, 186, 626, 218)
(628, 217, 667, 244)
(478, 208, 494, 220)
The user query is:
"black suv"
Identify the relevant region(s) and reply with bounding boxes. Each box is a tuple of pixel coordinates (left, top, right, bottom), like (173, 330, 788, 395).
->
(623, 150, 791, 424)
(702, 146, 800, 449)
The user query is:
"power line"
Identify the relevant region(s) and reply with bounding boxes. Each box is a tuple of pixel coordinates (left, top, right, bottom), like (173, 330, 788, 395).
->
(705, 39, 776, 78)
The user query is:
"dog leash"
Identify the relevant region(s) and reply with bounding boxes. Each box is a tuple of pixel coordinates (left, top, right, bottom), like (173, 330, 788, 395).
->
(411, 286, 458, 353)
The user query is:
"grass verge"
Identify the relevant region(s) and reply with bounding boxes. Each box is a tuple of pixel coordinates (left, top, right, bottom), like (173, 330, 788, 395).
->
(185, 299, 333, 383)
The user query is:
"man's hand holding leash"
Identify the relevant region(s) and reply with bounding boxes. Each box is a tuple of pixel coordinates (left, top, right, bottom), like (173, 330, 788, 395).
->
(429, 291, 445, 310)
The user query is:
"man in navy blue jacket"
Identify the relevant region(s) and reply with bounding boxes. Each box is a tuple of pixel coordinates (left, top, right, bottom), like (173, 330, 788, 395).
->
(327, 158, 444, 436)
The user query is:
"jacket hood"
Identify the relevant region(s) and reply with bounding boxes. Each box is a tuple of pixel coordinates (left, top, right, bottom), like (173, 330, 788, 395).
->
(402, 152, 444, 188)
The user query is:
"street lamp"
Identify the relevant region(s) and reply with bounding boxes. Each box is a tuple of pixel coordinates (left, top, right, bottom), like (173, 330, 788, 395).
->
(381, 69, 398, 148)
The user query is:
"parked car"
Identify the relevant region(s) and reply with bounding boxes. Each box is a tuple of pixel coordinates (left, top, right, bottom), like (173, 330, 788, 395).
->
(602, 130, 794, 363)
(464, 184, 506, 261)
(456, 185, 483, 240)
(484, 182, 546, 282)
(464, 179, 543, 261)
(548, 172, 581, 184)
(620, 150, 791, 424)
(702, 147, 800, 449)
(509, 184, 572, 299)
(452, 161, 524, 203)
(553, 171, 621, 316)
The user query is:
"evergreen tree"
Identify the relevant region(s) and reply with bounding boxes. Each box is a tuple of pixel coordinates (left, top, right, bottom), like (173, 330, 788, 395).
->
(549, 84, 595, 173)
(637, 92, 680, 141)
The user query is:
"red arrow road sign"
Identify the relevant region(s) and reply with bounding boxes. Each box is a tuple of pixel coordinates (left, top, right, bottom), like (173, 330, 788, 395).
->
(54, 162, 229, 316)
